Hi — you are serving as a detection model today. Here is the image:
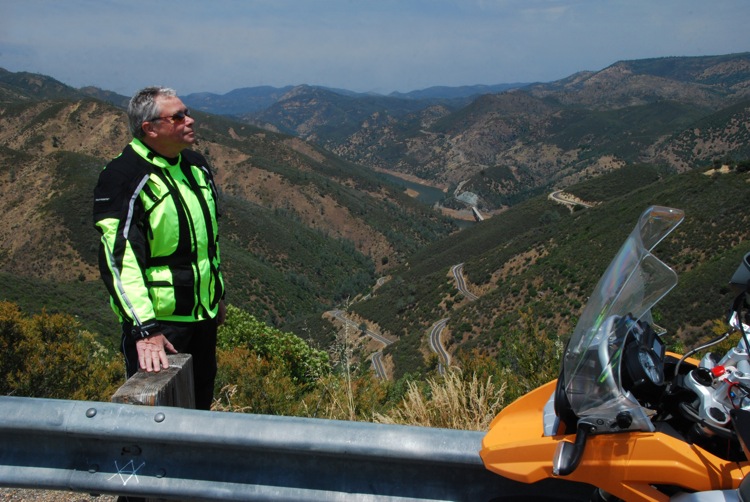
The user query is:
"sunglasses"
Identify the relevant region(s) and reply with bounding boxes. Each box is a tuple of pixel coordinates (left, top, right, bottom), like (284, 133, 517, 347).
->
(149, 109, 191, 124)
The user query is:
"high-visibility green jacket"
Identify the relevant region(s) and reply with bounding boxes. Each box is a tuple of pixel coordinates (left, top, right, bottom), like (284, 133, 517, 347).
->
(93, 138, 224, 338)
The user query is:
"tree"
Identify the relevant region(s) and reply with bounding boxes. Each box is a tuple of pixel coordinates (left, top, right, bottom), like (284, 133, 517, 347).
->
(0, 301, 123, 401)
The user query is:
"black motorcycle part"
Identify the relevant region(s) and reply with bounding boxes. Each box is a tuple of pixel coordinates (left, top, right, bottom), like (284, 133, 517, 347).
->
(553, 422, 595, 476)
(554, 364, 579, 435)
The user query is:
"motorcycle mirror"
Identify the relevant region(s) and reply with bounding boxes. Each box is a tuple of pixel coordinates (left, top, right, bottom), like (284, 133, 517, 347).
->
(552, 423, 594, 476)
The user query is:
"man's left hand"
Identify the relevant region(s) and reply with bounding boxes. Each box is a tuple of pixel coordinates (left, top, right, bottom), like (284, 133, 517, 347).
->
(217, 300, 227, 326)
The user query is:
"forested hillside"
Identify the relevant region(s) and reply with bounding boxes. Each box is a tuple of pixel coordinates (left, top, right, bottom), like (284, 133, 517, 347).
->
(228, 53, 750, 213)
(353, 163, 750, 380)
(1, 59, 749, 401)
(0, 72, 455, 348)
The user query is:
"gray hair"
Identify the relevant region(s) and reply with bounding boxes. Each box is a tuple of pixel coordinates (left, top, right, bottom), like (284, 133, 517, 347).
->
(127, 86, 178, 139)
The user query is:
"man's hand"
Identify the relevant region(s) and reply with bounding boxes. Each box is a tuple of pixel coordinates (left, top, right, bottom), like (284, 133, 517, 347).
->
(136, 334, 177, 373)
(217, 300, 227, 326)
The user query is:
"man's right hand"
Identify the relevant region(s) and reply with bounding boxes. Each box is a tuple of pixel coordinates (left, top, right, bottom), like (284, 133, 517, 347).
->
(136, 334, 177, 372)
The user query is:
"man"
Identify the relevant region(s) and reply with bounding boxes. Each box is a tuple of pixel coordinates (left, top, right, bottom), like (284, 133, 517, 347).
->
(93, 86, 225, 410)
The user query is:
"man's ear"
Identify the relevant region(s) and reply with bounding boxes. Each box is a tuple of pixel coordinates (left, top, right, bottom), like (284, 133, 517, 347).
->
(141, 121, 157, 138)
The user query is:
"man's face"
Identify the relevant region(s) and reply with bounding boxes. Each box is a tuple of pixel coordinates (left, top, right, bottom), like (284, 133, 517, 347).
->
(145, 96, 195, 156)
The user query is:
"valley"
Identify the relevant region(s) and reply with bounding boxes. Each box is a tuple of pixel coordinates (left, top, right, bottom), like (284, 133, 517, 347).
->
(1, 53, 750, 382)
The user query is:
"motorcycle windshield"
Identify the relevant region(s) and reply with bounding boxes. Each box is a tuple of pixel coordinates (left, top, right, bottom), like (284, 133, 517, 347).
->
(562, 206, 684, 426)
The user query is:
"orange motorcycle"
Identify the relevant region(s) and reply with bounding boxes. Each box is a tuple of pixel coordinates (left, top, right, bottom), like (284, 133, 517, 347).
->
(481, 206, 750, 501)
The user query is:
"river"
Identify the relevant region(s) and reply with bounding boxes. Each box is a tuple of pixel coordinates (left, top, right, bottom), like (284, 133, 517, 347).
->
(375, 170, 447, 205)
(375, 170, 476, 227)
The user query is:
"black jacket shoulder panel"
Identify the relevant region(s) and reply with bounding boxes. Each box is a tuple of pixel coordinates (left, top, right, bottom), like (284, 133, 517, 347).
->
(181, 149, 214, 181)
(180, 149, 207, 167)
(93, 145, 151, 223)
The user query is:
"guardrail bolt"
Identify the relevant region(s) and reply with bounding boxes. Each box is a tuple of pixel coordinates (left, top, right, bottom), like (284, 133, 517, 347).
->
(85, 408, 97, 418)
(154, 412, 166, 423)
(88, 464, 98, 473)
(121, 445, 142, 456)
(156, 468, 166, 478)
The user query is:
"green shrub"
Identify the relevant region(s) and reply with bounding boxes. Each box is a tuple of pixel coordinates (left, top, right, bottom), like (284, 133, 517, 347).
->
(0, 301, 123, 401)
(218, 304, 330, 383)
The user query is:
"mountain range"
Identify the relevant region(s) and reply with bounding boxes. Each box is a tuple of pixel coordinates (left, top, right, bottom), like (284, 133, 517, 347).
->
(0, 67, 455, 347)
(1, 52, 749, 379)
(182, 52, 750, 214)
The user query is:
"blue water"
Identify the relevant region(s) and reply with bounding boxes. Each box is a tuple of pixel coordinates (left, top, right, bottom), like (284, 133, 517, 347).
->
(376, 170, 475, 228)
(376, 171, 447, 205)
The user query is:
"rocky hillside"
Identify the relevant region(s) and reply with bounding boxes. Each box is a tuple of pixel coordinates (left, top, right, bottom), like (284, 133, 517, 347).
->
(352, 162, 750, 378)
(236, 53, 750, 212)
(0, 71, 455, 339)
(2, 61, 749, 380)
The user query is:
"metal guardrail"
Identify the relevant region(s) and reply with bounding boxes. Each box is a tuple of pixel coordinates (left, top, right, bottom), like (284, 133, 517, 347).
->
(0, 396, 593, 501)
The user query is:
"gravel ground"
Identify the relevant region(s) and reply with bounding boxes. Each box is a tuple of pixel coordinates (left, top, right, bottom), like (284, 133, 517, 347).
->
(0, 489, 117, 501)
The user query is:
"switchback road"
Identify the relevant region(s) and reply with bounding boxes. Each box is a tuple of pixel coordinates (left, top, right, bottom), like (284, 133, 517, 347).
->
(451, 263, 479, 301)
(429, 318, 451, 375)
(329, 309, 391, 379)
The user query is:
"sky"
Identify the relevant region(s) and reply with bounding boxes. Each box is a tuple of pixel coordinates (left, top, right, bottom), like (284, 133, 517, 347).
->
(1, 0, 749, 97)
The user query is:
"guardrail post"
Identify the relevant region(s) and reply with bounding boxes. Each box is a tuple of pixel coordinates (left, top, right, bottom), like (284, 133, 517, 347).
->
(111, 353, 195, 408)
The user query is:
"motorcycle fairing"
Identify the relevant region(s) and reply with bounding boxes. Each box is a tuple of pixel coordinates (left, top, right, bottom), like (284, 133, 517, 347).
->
(481, 378, 747, 501)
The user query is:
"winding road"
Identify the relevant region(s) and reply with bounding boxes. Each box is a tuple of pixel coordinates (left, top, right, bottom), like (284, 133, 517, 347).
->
(328, 262, 480, 379)
(329, 309, 391, 379)
(549, 190, 594, 209)
(428, 263, 480, 374)
(429, 318, 451, 375)
(451, 263, 479, 301)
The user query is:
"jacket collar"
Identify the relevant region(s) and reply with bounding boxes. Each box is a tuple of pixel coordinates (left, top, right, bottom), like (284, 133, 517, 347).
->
(130, 138, 181, 169)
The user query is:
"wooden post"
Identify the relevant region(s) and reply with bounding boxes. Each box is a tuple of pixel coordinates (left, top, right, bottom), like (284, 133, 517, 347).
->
(111, 353, 195, 409)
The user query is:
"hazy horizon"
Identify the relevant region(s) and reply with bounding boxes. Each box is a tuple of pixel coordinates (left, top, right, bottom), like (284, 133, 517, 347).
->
(2, 0, 748, 97)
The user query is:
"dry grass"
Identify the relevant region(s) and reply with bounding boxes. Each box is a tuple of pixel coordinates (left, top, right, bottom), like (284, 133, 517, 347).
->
(373, 368, 505, 430)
